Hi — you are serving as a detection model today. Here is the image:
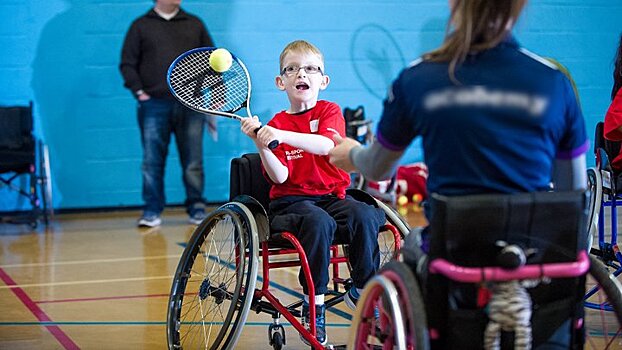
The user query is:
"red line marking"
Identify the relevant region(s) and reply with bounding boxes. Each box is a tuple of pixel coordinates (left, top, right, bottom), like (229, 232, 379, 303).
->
(0, 268, 80, 350)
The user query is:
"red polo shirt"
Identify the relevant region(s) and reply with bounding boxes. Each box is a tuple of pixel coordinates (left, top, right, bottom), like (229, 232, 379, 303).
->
(265, 100, 350, 199)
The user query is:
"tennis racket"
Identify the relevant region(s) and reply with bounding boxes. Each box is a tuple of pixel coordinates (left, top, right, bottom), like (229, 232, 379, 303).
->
(167, 47, 278, 149)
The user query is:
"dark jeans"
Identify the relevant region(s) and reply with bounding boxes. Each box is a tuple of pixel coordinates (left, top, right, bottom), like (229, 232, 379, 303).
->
(269, 195, 386, 295)
(137, 98, 205, 215)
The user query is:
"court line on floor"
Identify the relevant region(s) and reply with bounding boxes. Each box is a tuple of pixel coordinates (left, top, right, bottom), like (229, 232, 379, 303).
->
(0, 254, 180, 269)
(0, 275, 172, 290)
(36, 293, 170, 304)
(200, 248, 354, 321)
(0, 321, 352, 328)
(0, 267, 79, 350)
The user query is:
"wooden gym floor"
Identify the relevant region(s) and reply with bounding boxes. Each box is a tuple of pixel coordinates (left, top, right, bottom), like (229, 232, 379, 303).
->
(0, 206, 618, 349)
(0, 207, 425, 350)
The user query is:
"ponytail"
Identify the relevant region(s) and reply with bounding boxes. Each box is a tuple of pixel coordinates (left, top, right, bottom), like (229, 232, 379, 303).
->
(424, 0, 527, 83)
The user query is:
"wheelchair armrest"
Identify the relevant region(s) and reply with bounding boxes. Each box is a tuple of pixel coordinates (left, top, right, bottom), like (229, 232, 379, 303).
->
(230, 195, 270, 243)
(346, 188, 379, 207)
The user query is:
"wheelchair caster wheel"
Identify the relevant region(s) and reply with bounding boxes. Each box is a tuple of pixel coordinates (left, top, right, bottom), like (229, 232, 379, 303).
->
(271, 332, 283, 350)
(268, 323, 285, 350)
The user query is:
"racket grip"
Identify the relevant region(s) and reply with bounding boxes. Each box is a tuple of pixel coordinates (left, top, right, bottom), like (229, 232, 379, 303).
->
(267, 140, 279, 150)
(253, 126, 280, 150)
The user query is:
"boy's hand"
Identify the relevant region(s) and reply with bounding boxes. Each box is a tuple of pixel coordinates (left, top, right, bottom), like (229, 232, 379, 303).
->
(240, 116, 262, 139)
(255, 125, 281, 149)
(328, 134, 360, 172)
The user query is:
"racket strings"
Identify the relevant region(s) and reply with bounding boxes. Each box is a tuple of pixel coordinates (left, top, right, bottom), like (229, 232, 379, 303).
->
(169, 51, 249, 113)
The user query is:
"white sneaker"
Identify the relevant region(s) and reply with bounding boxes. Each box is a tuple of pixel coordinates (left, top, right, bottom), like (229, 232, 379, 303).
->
(188, 207, 207, 225)
(138, 215, 161, 228)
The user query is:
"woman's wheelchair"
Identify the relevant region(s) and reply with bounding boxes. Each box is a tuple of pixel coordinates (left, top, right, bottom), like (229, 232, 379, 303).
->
(349, 190, 622, 349)
(166, 153, 410, 350)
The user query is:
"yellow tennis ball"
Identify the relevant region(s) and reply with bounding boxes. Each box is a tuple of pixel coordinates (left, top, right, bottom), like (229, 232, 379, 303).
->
(209, 48, 233, 73)
(398, 207, 409, 217)
(397, 195, 408, 206)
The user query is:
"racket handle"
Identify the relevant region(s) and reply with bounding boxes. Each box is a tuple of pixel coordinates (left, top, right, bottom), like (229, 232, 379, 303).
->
(267, 140, 279, 150)
(253, 126, 280, 150)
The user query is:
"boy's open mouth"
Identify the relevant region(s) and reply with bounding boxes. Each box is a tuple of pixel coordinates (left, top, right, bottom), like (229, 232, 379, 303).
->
(296, 83, 309, 90)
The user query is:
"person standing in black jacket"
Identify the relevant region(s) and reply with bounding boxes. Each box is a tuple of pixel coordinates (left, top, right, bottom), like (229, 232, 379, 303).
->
(120, 0, 214, 227)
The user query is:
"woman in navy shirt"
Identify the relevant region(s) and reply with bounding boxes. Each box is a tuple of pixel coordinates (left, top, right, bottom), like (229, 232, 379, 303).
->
(329, 0, 587, 348)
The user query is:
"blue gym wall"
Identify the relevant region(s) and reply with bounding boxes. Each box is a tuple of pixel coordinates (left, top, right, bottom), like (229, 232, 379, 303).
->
(1, 0, 621, 211)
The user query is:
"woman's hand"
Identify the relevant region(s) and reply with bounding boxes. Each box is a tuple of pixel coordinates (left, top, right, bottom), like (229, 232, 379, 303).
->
(328, 134, 360, 172)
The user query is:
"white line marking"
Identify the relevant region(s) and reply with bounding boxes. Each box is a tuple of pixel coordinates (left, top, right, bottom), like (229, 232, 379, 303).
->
(0, 255, 180, 269)
(0, 275, 173, 290)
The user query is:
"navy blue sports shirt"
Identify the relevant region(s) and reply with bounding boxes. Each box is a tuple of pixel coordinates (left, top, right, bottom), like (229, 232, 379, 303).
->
(376, 36, 588, 196)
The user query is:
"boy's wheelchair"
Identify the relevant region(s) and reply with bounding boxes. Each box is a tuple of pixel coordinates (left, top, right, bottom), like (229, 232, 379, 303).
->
(350, 190, 622, 349)
(0, 102, 53, 227)
(166, 153, 410, 350)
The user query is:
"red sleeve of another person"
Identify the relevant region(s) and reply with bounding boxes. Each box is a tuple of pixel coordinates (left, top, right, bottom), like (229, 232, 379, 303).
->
(604, 89, 622, 140)
(604, 89, 622, 171)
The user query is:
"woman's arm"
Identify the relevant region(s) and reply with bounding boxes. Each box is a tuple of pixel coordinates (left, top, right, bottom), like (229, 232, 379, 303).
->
(329, 135, 404, 182)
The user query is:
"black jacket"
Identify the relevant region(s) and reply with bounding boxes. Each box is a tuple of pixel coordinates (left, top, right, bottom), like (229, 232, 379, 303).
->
(119, 9, 214, 99)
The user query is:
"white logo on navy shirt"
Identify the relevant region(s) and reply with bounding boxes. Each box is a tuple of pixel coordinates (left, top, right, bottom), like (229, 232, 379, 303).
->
(424, 86, 548, 117)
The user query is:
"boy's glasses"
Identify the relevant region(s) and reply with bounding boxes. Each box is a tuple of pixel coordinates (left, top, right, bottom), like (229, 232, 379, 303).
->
(281, 65, 323, 76)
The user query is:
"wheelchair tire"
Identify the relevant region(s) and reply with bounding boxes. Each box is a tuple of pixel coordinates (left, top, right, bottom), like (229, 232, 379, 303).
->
(584, 255, 622, 347)
(586, 255, 622, 323)
(351, 172, 367, 191)
(586, 167, 601, 252)
(374, 198, 410, 239)
(167, 206, 258, 350)
(38, 141, 53, 225)
(270, 332, 283, 350)
(349, 260, 429, 350)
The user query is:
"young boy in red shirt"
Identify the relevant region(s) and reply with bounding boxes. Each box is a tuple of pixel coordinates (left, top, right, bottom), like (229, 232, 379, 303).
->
(241, 40, 385, 346)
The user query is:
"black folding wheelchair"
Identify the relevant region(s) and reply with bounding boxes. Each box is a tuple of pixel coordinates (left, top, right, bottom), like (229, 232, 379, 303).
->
(166, 153, 411, 349)
(350, 190, 622, 349)
(0, 102, 53, 227)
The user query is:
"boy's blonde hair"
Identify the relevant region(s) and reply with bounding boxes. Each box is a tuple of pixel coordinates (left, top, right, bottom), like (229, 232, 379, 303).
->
(279, 40, 324, 71)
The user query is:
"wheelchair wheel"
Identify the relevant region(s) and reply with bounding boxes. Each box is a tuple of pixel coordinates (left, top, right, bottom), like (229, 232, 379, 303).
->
(167, 205, 259, 350)
(374, 198, 410, 239)
(584, 255, 622, 348)
(376, 199, 410, 266)
(351, 172, 367, 191)
(349, 261, 429, 350)
(586, 168, 601, 251)
(38, 140, 53, 225)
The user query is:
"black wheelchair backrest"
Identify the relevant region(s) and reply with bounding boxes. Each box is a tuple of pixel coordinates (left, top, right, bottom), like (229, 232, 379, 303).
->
(229, 153, 271, 209)
(428, 191, 588, 266)
(0, 102, 33, 150)
(595, 121, 621, 163)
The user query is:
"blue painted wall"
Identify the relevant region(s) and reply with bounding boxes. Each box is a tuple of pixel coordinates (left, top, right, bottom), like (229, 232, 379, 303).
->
(1, 0, 621, 210)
